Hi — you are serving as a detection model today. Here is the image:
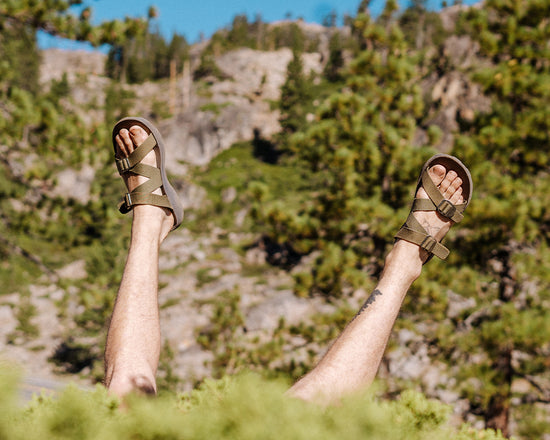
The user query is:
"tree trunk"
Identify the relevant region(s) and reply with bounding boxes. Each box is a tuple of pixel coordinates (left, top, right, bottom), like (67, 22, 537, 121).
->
(485, 349, 512, 438)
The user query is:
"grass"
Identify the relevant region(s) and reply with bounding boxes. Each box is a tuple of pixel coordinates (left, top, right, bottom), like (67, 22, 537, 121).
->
(240, 263, 271, 278)
(195, 267, 224, 287)
(199, 102, 231, 115)
(186, 140, 314, 234)
(0, 252, 44, 296)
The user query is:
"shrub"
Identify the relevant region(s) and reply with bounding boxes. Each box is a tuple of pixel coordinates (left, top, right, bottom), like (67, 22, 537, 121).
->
(0, 369, 505, 439)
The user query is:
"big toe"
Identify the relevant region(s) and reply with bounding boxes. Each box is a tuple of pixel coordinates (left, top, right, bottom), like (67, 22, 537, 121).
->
(115, 125, 149, 157)
(416, 164, 446, 199)
(128, 126, 149, 149)
(428, 164, 446, 187)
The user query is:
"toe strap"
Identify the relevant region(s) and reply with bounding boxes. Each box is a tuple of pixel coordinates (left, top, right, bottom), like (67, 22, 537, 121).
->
(417, 170, 466, 223)
(115, 134, 156, 174)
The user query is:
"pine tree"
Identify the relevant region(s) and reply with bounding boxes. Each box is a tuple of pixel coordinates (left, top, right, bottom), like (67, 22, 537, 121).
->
(0, 20, 40, 93)
(398, 0, 446, 49)
(279, 49, 310, 136)
(258, 2, 433, 296)
(0, 1, 146, 47)
(105, 22, 188, 83)
(323, 33, 345, 82)
(414, 1, 550, 436)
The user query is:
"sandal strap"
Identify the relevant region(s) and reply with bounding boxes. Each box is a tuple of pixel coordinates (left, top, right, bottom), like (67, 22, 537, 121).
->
(112, 117, 184, 231)
(128, 163, 163, 195)
(411, 198, 467, 223)
(416, 170, 466, 223)
(119, 192, 172, 214)
(395, 214, 450, 260)
(395, 154, 473, 262)
(116, 151, 173, 214)
(115, 134, 156, 174)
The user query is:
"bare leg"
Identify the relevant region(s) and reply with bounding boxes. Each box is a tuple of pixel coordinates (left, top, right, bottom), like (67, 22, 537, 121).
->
(104, 126, 174, 397)
(289, 164, 465, 402)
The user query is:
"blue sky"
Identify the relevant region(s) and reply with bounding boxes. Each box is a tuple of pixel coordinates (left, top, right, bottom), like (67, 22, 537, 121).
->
(39, 0, 478, 51)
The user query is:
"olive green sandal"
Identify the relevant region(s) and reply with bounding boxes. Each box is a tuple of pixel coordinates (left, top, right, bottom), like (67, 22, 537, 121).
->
(112, 117, 184, 231)
(395, 154, 473, 261)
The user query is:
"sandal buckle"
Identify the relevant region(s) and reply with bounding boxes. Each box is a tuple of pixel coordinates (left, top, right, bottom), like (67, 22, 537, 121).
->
(116, 157, 131, 174)
(124, 193, 132, 208)
(437, 199, 456, 219)
(420, 235, 437, 253)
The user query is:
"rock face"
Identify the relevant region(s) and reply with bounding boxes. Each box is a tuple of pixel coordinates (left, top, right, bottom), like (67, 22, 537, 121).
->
(51, 165, 96, 204)
(40, 49, 106, 83)
(420, 34, 491, 152)
(38, 46, 322, 173)
(159, 48, 322, 167)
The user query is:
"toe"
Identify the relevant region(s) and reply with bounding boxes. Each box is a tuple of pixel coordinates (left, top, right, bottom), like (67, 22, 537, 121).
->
(449, 186, 464, 205)
(129, 126, 149, 148)
(118, 128, 136, 155)
(438, 170, 458, 194)
(443, 176, 463, 200)
(115, 132, 129, 157)
(417, 164, 447, 200)
(428, 164, 446, 187)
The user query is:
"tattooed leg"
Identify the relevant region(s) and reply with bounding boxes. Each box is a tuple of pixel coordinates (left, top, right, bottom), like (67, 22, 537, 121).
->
(287, 161, 464, 403)
(287, 241, 423, 403)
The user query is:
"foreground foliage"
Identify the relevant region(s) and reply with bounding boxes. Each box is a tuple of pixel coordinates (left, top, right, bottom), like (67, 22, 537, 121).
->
(2, 0, 550, 438)
(2, 370, 504, 440)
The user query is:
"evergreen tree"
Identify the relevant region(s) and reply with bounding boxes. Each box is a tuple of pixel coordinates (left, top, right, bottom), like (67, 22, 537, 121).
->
(268, 22, 306, 53)
(0, 1, 146, 47)
(398, 0, 446, 49)
(0, 1, 145, 92)
(106, 24, 188, 83)
(193, 50, 227, 81)
(227, 14, 256, 48)
(427, 1, 550, 436)
(0, 20, 40, 93)
(279, 49, 310, 136)
(323, 33, 345, 82)
(257, 2, 433, 296)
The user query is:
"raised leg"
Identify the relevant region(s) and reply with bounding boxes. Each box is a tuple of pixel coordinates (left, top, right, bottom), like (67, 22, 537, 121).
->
(103, 126, 174, 397)
(289, 163, 465, 402)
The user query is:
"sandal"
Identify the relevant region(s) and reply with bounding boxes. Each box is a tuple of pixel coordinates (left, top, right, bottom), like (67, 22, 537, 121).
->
(394, 154, 473, 261)
(112, 117, 184, 231)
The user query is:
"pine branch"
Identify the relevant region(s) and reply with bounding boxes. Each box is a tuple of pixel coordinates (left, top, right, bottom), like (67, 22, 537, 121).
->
(0, 233, 59, 283)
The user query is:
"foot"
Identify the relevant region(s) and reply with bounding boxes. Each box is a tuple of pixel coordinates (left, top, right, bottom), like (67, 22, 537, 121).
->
(413, 163, 464, 259)
(114, 126, 174, 241)
(387, 163, 465, 278)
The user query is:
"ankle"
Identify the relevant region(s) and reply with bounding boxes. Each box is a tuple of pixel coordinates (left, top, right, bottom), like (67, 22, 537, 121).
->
(130, 206, 173, 243)
(383, 240, 424, 283)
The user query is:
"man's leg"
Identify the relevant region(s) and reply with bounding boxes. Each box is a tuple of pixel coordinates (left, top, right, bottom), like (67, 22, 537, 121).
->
(104, 126, 174, 397)
(288, 163, 465, 402)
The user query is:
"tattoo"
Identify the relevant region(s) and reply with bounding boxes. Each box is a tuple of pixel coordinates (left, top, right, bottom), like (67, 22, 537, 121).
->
(352, 289, 383, 321)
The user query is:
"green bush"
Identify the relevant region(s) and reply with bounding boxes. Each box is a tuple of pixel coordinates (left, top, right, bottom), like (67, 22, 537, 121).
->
(0, 369, 504, 439)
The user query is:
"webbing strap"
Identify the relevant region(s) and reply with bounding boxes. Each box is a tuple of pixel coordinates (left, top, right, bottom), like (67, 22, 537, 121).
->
(115, 134, 157, 174)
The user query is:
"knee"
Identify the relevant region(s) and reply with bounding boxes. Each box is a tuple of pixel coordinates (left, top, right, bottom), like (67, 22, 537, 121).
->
(105, 369, 157, 397)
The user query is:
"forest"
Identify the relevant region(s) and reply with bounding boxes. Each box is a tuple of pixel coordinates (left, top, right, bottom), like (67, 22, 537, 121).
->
(0, 0, 549, 438)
